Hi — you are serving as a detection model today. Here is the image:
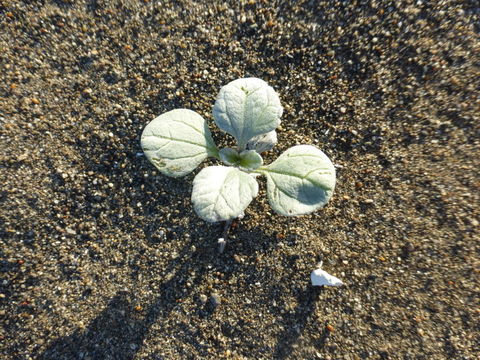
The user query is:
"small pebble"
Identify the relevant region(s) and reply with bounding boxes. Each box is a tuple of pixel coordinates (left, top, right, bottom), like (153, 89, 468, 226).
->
(199, 294, 208, 305)
(209, 293, 221, 308)
(405, 242, 415, 253)
(65, 227, 76, 235)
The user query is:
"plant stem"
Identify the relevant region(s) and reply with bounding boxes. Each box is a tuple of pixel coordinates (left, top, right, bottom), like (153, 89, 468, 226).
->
(218, 219, 233, 253)
(222, 219, 233, 239)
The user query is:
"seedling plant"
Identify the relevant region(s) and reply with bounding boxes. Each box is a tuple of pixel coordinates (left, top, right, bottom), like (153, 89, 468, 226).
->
(141, 78, 336, 245)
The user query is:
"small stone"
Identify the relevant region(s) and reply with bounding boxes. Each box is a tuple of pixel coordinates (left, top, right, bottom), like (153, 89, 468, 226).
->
(65, 227, 76, 235)
(363, 199, 374, 204)
(199, 294, 208, 305)
(209, 293, 221, 308)
(405, 242, 415, 253)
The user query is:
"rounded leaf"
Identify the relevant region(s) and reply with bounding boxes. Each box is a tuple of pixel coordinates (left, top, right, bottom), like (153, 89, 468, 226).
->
(219, 148, 263, 170)
(213, 78, 283, 149)
(192, 166, 259, 222)
(219, 147, 240, 166)
(238, 150, 263, 170)
(261, 145, 336, 216)
(141, 109, 218, 177)
(246, 130, 278, 153)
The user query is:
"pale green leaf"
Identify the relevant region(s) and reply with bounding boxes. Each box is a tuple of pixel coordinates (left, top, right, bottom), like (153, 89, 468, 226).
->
(141, 109, 218, 177)
(219, 147, 239, 166)
(259, 145, 336, 216)
(192, 166, 259, 222)
(246, 130, 278, 153)
(237, 150, 263, 170)
(219, 148, 263, 170)
(213, 78, 283, 149)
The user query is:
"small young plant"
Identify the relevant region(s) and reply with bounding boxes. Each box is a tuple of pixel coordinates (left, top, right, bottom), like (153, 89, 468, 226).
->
(141, 78, 336, 223)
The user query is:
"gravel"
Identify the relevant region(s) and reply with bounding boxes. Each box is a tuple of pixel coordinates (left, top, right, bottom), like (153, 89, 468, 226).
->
(1, 0, 479, 359)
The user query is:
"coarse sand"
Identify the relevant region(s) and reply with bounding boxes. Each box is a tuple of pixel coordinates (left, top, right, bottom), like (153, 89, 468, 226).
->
(1, 1, 479, 359)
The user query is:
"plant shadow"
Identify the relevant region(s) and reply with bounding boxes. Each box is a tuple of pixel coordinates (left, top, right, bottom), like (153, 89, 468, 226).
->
(39, 222, 328, 359)
(39, 292, 144, 360)
(39, 234, 209, 359)
(38, 102, 327, 358)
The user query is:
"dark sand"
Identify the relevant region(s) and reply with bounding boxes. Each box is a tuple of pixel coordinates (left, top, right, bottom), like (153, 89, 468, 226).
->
(1, 1, 479, 359)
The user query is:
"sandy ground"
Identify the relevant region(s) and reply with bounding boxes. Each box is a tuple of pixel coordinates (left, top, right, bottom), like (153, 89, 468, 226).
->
(1, 0, 479, 359)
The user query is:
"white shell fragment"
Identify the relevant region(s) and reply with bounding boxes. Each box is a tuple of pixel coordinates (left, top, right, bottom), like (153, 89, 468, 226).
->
(311, 269, 344, 287)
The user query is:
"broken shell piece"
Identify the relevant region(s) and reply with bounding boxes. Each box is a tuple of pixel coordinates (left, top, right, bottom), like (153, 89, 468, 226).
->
(311, 268, 343, 287)
(246, 130, 277, 153)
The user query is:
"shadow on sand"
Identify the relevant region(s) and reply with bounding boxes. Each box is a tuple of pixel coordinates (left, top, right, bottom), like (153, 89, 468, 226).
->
(39, 228, 326, 360)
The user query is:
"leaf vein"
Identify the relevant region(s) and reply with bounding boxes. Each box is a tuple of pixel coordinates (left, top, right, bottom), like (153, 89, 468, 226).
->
(143, 134, 209, 149)
(265, 168, 332, 191)
(172, 118, 205, 136)
(152, 152, 206, 160)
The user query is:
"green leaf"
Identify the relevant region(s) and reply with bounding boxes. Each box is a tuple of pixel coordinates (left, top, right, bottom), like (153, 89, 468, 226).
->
(237, 150, 263, 170)
(213, 78, 283, 149)
(141, 109, 218, 177)
(259, 145, 336, 216)
(219, 147, 240, 166)
(192, 166, 259, 222)
(219, 148, 263, 171)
